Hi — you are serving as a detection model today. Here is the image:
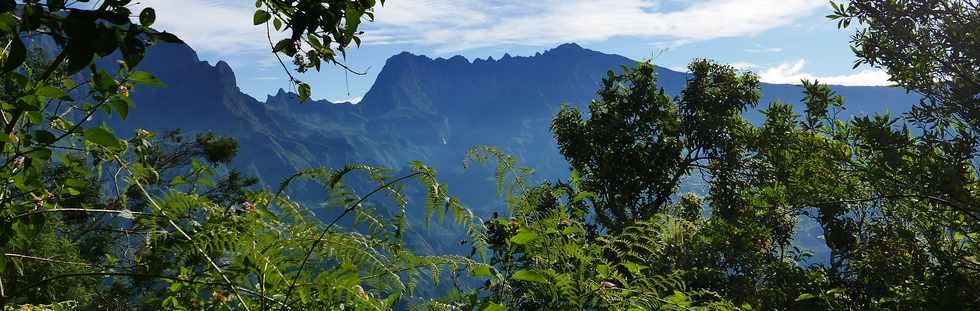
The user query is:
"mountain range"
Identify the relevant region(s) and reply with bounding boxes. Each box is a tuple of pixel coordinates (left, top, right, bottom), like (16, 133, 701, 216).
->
(109, 41, 921, 255)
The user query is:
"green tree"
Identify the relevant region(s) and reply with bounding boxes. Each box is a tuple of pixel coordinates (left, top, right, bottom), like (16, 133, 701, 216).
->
(460, 146, 736, 311)
(552, 60, 759, 232)
(538, 54, 978, 309)
(829, 0, 979, 232)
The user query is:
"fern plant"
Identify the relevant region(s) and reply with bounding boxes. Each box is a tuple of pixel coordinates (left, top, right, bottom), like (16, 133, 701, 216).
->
(457, 146, 738, 311)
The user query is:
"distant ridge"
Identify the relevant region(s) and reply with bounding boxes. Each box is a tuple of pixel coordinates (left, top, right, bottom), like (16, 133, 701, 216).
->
(98, 40, 920, 255)
(116, 41, 919, 210)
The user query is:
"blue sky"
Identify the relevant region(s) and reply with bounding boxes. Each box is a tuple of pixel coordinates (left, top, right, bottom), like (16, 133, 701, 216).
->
(139, 0, 891, 103)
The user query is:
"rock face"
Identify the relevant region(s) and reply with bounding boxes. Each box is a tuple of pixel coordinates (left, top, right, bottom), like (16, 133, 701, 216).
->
(116, 41, 920, 243)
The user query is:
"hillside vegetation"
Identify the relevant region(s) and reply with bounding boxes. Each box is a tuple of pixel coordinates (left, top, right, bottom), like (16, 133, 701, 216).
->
(0, 0, 977, 310)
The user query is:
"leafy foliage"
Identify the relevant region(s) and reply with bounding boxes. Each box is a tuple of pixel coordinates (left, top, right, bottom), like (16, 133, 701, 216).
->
(552, 60, 759, 232)
(253, 0, 386, 100)
(0, 1, 486, 310)
(1, 0, 978, 310)
(453, 147, 737, 310)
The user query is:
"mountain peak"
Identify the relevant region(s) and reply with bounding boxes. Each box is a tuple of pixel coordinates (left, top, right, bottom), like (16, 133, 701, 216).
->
(387, 51, 429, 63)
(543, 43, 598, 57)
(214, 60, 237, 89)
(380, 44, 608, 72)
(553, 42, 583, 50)
(359, 42, 640, 116)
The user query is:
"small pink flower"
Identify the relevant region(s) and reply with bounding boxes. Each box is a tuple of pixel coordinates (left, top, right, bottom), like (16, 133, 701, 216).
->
(242, 201, 256, 212)
(12, 156, 24, 167)
(601, 281, 617, 289)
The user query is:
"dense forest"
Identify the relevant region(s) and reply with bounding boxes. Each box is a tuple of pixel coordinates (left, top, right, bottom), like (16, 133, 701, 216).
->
(0, 0, 978, 310)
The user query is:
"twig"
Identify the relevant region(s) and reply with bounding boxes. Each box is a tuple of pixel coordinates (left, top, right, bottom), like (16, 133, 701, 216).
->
(3, 253, 93, 267)
(3, 208, 148, 223)
(266, 21, 300, 86)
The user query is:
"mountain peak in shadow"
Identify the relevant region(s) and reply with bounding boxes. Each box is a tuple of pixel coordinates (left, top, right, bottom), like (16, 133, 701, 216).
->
(360, 43, 641, 115)
(547, 42, 585, 53)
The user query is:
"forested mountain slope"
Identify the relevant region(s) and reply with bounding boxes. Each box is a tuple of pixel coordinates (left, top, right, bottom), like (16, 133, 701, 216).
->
(115, 42, 920, 254)
(123, 42, 918, 186)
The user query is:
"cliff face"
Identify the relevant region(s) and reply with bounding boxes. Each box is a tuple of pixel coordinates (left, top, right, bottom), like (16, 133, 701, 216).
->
(115, 41, 918, 211)
(104, 41, 920, 256)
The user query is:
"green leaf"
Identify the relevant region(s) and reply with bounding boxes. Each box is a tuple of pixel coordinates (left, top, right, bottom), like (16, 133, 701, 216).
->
(65, 178, 88, 188)
(272, 39, 293, 53)
(298, 82, 311, 102)
(29, 148, 51, 160)
(344, 6, 363, 37)
(795, 293, 817, 301)
(273, 18, 282, 30)
(64, 41, 95, 75)
(139, 8, 156, 27)
(111, 96, 133, 120)
(92, 70, 116, 92)
(483, 303, 506, 311)
(36, 86, 69, 100)
(83, 127, 121, 148)
(512, 270, 548, 284)
(32, 130, 56, 144)
(664, 291, 691, 306)
(197, 177, 214, 187)
(17, 95, 41, 111)
(0, 12, 17, 32)
(128, 71, 165, 87)
(469, 264, 493, 277)
(1, 35, 25, 71)
(384, 291, 401, 307)
(509, 230, 538, 245)
(170, 175, 189, 186)
(253, 9, 271, 25)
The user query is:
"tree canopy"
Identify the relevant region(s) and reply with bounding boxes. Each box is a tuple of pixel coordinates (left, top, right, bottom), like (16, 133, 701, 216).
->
(1, 0, 978, 310)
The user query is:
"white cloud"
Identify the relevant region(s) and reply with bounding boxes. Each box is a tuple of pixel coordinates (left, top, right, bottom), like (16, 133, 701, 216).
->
(648, 39, 694, 50)
(744, 47, 784, 53)
(758, 59, 893, 86)
(138, 0, 267, 54)
(135, 0, 824, 56)
(729, 62, 758, 70)
(369, 0, 825, 52)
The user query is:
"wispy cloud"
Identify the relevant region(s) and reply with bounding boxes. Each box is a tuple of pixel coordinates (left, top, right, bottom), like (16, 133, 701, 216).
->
(758, 59, 893, 86)
(137, 0, 824, 56)
(138, 0, 265, 54)
(648, 39, 694, 51)
(744, 47, 784, 53)
(369, 0, 825, 52)
(729, 62, 758, 70)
